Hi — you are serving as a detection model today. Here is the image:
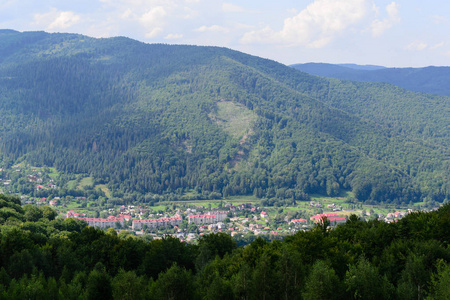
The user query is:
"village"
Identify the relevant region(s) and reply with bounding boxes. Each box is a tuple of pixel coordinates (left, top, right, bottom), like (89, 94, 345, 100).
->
(0, 164, 441, 243)
(60, 201, 417, 243)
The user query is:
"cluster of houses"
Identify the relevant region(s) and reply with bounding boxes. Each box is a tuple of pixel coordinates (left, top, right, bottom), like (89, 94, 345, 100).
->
(379, 211, 409, 223)
(62, 197, 418, 239)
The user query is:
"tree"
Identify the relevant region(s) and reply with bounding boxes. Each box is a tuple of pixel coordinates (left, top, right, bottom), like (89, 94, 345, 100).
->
(396, 254, 429, 300)
(197, 232, 237, 260)
(429, 260, 450, 300)
(302, 260, 344, 300)
(149, 263, 196, 300)
(23, 205, 43, 222)
(85, 263, 112, 300)
(41, 206, 58, 220)
(345, 257, 394, 299)
(232, 262, 252, 300)
(112, 269, 146, 300)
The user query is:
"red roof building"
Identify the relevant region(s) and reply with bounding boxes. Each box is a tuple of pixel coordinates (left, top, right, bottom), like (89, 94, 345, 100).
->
(132, 215, 182, 230)
(310, 213, 347, 225)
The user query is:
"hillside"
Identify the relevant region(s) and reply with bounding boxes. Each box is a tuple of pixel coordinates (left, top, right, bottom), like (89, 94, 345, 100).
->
(0, 30, 449, 203)
(291, 62, 450, 97)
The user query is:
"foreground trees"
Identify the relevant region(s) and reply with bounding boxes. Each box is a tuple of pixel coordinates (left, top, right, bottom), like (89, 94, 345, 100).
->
(1, 195, 450, 298)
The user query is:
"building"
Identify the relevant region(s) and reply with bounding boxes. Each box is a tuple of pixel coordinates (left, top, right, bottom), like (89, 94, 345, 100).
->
(67, 211, 121, 229)
(290, 218, 308, 225)
(78, 216, 125, 229)
(66, 210, 86, 218)
(310, 213, 347, 225)
(132, 214, 182, 230)
(188, 211, 227, 225)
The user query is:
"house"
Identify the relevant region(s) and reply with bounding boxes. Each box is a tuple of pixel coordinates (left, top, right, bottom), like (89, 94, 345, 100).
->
(216, 222, 226, 230)
(260, 211, 268, 218)
(27, 175, 37, 182)
(49, 200, 57, 207)
(290, 218, 308, 225)
(231, 231, 239, 237)
(118, 214, 132, 221)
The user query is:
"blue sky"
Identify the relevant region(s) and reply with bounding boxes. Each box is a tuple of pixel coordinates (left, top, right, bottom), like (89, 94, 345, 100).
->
(1, 0, 449, 67)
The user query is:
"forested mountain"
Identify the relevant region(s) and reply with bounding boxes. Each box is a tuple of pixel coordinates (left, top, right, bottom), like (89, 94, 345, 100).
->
(291, 62, 450, 97)
(0, 30, 449, 203)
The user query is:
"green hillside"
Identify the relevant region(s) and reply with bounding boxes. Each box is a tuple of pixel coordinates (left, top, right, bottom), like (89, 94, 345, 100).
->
(0, 30, 448, 203)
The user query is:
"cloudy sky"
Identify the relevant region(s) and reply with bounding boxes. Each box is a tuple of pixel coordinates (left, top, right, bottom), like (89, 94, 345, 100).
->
(1, 0, 449, 67)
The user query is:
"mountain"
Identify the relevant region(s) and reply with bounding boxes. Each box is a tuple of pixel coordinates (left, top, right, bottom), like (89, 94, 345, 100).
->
(337, 63, 386, 71)
(290, 62, 450, 97)
(0, 30, 449, 203)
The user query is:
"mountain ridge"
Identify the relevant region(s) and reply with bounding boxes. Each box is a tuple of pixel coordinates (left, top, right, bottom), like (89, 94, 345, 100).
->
(290, 62, 450, 97)
(0, 30, 448, 203)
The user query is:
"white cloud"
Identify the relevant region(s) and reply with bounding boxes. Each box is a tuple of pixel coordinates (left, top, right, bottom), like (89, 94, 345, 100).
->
(33, 8, 81, 30)
(95, 1, 200, 39)
(0, 0, 16, 9)
(181, 6, 199, 19)
(120, 8, 133, 19)
(222, 3, 245, 13)
(241, 0, 369, 48)
(164, 33, 183, 39)
(196, 25, 229, 33)
(371, 2, 400, 37)
(139, 6, 167, 38)
(406, 41, 428, 51)
(430, 42, 445, 50)
(432, 15, 448, 25)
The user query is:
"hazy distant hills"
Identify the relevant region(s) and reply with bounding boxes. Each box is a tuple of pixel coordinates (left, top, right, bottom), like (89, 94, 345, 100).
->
(0, 30, 448, 203)
(291, 62, 450, 97)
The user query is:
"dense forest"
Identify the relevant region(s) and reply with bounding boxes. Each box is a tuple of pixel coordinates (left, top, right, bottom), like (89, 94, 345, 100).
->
(0, 30, 449, 204)
(1, 194, 450, 299)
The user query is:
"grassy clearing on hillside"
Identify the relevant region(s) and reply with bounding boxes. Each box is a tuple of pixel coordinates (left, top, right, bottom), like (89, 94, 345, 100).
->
(47, 168, 59, 180)
(96, 184, 111, 198)
(212, 101, 257, 139)
(78, 177, 93, 188)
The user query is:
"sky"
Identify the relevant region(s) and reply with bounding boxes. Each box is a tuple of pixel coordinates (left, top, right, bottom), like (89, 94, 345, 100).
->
(1, 0, 450, 67)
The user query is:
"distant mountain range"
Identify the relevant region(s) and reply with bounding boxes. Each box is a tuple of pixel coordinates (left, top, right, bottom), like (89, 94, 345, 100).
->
(0, 30, 448, 203)
(291, 62, 450, 97)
